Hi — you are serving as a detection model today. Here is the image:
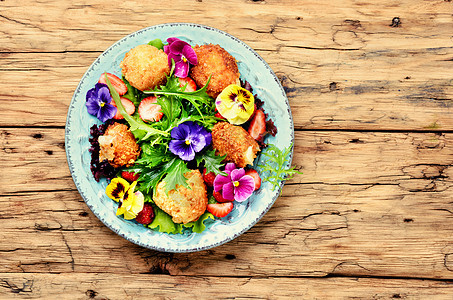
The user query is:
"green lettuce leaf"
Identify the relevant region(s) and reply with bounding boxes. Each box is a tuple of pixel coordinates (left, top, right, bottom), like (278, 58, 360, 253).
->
(182, 212, 215, 233)
(148, 38, 164, 50)
(148, 205, 182, 234)
(162, 158, 191, 193)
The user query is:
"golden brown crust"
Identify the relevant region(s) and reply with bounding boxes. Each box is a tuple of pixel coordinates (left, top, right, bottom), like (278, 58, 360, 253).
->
(99, 122, 140, 168)
(120, 44, 170, 91)
(189, 44, 240, 98)
(153, 170, 208, 224)
(211, 122, 260, 168)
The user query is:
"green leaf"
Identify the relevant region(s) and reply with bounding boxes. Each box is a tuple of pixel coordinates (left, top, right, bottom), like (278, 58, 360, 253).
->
(196, 149, 227, 176)
(182, 212, 215, 233)
(162, 158, 191, 193)
(136, 144, 172, 168)
(148, 205, 182, 234)
(257, 143, 303, 192)
(157, 95, 181, 129)
(121, 76, 140, 106)
(148, 38, 164, 50)
(137, 166, 166, 194)
(144, 76, 213, 118)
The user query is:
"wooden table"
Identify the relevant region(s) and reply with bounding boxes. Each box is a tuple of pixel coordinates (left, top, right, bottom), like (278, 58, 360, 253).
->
(1, 0, 452, 298)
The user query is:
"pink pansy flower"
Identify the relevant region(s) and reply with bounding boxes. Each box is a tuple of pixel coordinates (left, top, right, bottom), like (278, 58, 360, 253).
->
(214, 163, 255, 202)
(164, 37, 198, 78)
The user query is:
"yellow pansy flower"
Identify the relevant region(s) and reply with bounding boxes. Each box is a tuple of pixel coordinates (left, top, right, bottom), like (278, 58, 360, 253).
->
(105, 178, 130, 202)
(215, 84, 255, 125)
(115, 182, 144, 220)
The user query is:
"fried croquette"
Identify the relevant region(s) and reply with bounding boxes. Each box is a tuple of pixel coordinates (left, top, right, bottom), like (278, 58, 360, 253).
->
(120, 44, 170, 91)
(211, 122, 260, 168)
(189, 44, 241, 98)
(98, 122, 140, 168)
(153, 170, 208, 224)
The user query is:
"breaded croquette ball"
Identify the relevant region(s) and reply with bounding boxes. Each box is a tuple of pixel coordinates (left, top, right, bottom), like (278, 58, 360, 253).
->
(98, 122, 140, 168)
(189, 44, 241, 98)
(153, 170, 208, 224)
(211, 122, 260, 168)
(120, 44, 170, 91)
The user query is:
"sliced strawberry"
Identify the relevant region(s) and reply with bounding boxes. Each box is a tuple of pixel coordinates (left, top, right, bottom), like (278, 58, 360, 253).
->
(121, 171, 140, 182)
(138, 96, 163, 122)
(99, 73, 128, 96)
(248, 109, 267, 140)
(111, 97, 135, 120)
(207, 202, 234, 218)
(245, 169, 261, 191)
(178, 77, 197, 92)
(135, 203, 154, 225)
(203, 168, 216, 187)
(213, 190, 234, 203)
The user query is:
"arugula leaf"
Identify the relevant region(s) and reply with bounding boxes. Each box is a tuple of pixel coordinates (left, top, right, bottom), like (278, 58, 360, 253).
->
(148, 38, 164, 50)
(157, 95, 181, 130)
(196, 149, 227, 176)
(162, 158, 191, 193)
(182, 212, 215, 233)
(144, 76, 213, 118)
(104, 73, 169, 142)
(257, 143, 303, 192)
(121, 76, 141, 106)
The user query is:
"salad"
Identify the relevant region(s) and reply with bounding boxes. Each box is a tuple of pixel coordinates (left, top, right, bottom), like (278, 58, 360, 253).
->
(85, 36, 300, 235)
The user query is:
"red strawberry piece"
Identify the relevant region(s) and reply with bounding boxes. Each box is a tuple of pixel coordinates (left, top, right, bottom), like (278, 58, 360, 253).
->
(207, 202, 234, 218)
(215, 112, 226, 119)
(99, 73, 128, 96)
(248, 109, 267, 140)
(138, 96, 163, 122)
(178, 77, 197, 92)
(202, 168, 216, 187)
(245, 169, 261, 191)
(135, 203, 154, 225)
(111, 97, 135, 120)
(121, 171, 140, 182)
(213, 190, 234, 203)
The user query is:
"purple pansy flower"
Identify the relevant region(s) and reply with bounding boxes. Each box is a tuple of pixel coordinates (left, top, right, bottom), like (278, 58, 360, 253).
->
(85, 83, 117, 122)
(169, 121, 211, 161)
(164, 37, 198, 78)
(214, 163, 255, 202)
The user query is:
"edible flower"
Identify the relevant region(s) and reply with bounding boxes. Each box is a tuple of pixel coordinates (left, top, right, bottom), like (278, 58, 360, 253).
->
(215, 84, 255, 125)
(164, 37, 198, 78)
(169, 121, 211, 161)
(86, 83, 117, 122)
(214, 163, 255, 202)
(105, 178, 144, 220)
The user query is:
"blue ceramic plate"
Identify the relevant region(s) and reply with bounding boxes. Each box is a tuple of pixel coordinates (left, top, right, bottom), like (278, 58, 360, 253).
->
(65, 23, 294, 253)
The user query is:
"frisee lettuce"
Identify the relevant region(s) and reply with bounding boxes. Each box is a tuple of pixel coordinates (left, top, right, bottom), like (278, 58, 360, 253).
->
(258, 143, 302, 192)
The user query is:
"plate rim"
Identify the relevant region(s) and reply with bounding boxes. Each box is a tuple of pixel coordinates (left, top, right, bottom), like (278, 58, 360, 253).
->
(65, 22, 294, 253)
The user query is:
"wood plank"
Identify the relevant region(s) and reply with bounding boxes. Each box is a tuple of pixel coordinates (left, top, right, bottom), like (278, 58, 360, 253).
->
(1, 46, 452, 130)
(1, 129, 452, 278)
(1, 0, 452, 52)
(2, 128, 452, 193)
(1, 0, 452, 130)
(1, 273, 452, 299)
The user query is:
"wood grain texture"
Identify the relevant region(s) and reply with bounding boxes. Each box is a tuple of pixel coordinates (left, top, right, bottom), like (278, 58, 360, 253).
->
(1, 129, 452, 279)
(1, 273, 453, 299)
(1, 0, 452, 130)
(2, 0, 453, 297)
